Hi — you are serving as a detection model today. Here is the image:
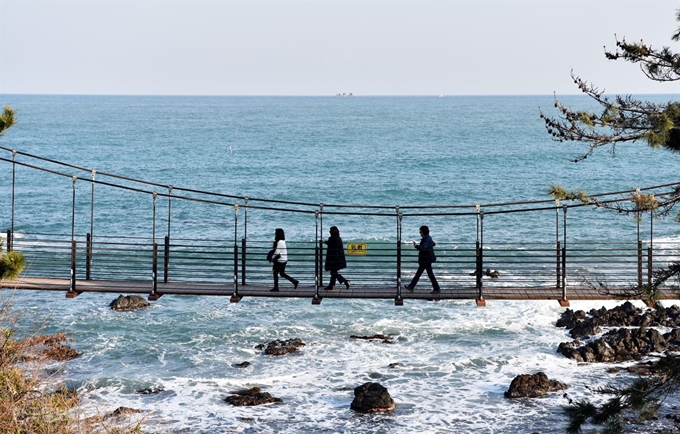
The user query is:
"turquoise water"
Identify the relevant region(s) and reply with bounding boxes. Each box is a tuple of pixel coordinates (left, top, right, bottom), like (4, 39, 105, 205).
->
(0, 95, 679, 433)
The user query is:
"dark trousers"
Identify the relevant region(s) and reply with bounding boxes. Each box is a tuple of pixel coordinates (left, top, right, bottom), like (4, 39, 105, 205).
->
(273, 262, 297, 288)
(408, 263, 439, 290)
(329, 269, 347, 287)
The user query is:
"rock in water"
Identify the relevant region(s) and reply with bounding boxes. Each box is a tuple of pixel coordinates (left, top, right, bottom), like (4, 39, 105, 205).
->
(504, 372, 567, 398)
(109, 295, 150, 310)
(225, 387, 283, 406)
(350, 382, 395, 413)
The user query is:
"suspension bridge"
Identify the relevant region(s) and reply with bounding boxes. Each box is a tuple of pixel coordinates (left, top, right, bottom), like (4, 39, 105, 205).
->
(1, 146, 679, 307)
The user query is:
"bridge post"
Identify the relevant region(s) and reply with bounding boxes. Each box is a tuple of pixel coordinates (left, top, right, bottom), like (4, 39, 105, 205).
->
(556, 241, 561, 290)
(11, 150, 16, 244)
(648, 213, 654, 287)
(66, 240, 79, 298)
(90, 170, 96, 260)
(475, 206, 485, 306)
(559, 204, 569, 307)
(152, 192, 157, 244)
(555, 199, 560, 290)
(86, 233, 92, 280)
(71, 175, 77, 242)
(395, 207, 403, 306)
(149, 243, 160, 301)
(637, 240, 643, 289)
(164, 236, 169, 283)
(231, 204, 241, 303)
(241, 238, 247, 286)
(312, 209, 322, 305)
(648, 247, 653, 287)
(242, 197, 248, 286)
(318, 204, 324, 290)
(164, 185, 172, 283)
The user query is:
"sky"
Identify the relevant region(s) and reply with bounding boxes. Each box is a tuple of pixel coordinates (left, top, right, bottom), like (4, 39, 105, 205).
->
(1, 0, 679, 96)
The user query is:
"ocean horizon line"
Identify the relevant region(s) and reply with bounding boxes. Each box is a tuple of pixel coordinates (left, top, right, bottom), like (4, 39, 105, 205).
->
(2, 92, 679, 98)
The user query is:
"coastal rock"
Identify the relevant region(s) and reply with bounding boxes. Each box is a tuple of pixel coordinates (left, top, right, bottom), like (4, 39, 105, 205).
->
(555, 308, 587, 329)
(504, 372, 567, 398)
(350, 382, 395, 413)
(569, 322, 601, 340)
(233, 361, 251, 368)
(109, 295, 150, 311)
(225, 387, 282, 406)
(85, 406, 142, 424)
(350, 334, 393, 344)
(135, 386, 165, 395)
(111, 407, 142, 417)
(256, 338, 306, 355)
(556, 302, 680, 341)
(558, 327, 671, 363)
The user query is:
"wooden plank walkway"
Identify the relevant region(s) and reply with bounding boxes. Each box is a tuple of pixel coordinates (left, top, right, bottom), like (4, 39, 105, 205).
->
(3, 277, 679, 305)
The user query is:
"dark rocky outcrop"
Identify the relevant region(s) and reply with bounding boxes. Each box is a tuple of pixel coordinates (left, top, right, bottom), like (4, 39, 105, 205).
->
(555, 308, 587, 329)
(350, 382, 395, 413)
(225, 387, 282, 406)
(557, 302, 680, 339)
(350, 334, 393, 344)
(504, 372, 567, 398)
(233, 361, 251, 368)
(555, 302, 680, 363)
(558, 327, 676, 363)
(255, 338, 306, 355)
(109, 295, 150, 311)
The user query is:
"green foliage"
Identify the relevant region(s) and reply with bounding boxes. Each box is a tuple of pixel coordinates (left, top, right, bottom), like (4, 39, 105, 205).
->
(0, 106, 15, 135)
(564, 356, 680, 433)
(0, 237, 25, 281)
(544, 9, 680, 433)
(0, 297, 143, 433)
(547, 184, 590, 203)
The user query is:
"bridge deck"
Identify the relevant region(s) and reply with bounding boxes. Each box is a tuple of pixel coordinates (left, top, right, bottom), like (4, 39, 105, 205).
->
(3, 278, 678, 304)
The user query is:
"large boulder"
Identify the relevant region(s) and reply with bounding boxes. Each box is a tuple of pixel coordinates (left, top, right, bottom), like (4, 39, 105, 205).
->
(350, 382, 395, 413)
(504, 372, 567, 398)
(109, 295, 150, 311)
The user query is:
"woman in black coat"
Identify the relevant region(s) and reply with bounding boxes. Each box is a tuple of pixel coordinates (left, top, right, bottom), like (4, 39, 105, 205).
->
(324, 226, 350, 290)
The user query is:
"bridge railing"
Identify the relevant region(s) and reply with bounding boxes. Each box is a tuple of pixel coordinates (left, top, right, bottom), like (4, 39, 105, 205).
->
(8, 231, 678, 299)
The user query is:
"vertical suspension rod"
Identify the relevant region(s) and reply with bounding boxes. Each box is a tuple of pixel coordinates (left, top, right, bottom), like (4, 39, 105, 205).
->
(10, 150, 16, 251)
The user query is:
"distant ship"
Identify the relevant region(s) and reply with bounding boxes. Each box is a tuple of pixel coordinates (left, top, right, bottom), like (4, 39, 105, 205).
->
(335, 92, 356, 98)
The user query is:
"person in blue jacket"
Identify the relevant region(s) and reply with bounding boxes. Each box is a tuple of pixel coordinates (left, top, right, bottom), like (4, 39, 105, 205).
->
(324, 226, 350, 290)
(404, 225, 440, 294)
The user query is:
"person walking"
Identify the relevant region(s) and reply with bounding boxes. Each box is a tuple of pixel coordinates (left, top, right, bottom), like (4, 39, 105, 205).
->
(324, 226, 350, 290)
(269, 228, 299, 292)
(404, 225, 440, 294)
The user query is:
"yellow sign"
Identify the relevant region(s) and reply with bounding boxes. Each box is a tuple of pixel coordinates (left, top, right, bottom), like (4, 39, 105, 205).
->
(347, 243, 367, 256)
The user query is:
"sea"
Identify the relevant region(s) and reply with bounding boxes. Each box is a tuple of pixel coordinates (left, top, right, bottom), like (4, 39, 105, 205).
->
(0, 94, 679, 433)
